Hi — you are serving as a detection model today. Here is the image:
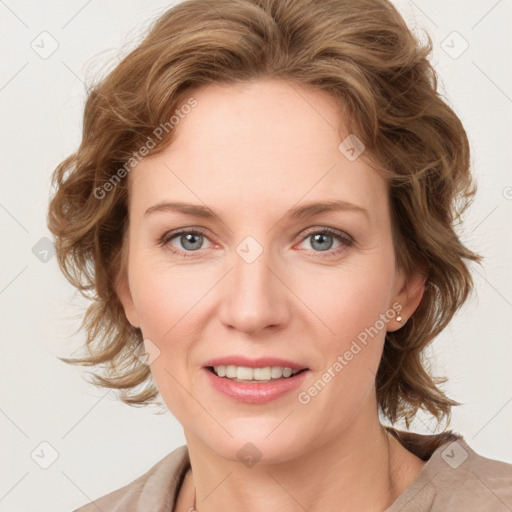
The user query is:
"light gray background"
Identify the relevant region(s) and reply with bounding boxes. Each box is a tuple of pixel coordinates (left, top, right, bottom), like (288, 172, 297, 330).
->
(0, 1, 511, 510)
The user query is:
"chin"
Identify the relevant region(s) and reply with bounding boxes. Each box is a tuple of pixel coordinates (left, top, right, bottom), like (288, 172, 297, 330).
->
(204, 424, 311, 466)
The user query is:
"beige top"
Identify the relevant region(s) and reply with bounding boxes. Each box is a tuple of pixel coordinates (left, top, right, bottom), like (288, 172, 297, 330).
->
(72, 427, 512, 511)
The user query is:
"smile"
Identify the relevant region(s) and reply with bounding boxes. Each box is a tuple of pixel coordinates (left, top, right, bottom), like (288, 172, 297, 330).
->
(209, 365, 304, 382)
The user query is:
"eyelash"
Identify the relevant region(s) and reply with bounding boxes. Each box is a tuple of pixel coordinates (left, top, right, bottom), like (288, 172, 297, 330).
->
(158, 227, 354, 259)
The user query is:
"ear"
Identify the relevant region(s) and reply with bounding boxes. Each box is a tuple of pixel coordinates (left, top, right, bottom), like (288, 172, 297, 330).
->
(116, 273, 141, 329)
(387, 269, 427, 332)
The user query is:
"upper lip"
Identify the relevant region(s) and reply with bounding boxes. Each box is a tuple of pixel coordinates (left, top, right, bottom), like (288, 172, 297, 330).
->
(203, 356, 308, 370)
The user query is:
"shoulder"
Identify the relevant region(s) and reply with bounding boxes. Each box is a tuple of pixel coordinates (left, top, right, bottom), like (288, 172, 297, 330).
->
(387, 432, 512, 512)
(71, 445, 189, 512)
(429, 437, 512, 510)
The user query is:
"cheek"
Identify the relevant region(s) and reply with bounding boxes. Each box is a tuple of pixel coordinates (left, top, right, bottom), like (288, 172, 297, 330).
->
(129, 251, 207, 338)
(127, 255, 214, 367)
(129, 265, 204, 417)
(293, 266, 394, 418)
(298, 258, 395, 348)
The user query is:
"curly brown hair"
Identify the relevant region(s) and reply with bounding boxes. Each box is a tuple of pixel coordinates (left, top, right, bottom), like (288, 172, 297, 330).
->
(47, 0, 482, 428)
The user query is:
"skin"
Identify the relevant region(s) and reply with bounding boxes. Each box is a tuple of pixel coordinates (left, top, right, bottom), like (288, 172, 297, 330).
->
(117, 77, 427, 512)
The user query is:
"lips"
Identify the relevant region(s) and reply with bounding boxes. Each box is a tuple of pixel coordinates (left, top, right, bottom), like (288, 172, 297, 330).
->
(202, 365, 309, 404)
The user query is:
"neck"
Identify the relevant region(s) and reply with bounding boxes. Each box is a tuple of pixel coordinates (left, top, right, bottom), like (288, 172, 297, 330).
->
(180, 412, 424, 512)
(189, 433, 391, 512)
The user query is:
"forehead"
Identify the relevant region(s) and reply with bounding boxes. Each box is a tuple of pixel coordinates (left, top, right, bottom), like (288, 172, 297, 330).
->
(158, 78, 345, 170)
(129, 78, 387, 224)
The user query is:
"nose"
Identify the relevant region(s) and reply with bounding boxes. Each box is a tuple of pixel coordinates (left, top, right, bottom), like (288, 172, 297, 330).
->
(217, 244, 291, 335)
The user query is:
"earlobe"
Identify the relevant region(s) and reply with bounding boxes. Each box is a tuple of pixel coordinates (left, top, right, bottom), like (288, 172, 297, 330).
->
(388, 271, 427, 331)
(116, 274, 141, 329)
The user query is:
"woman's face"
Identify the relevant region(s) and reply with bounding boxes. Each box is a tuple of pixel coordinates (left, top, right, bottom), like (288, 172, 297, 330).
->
(118, 78, 423, 462)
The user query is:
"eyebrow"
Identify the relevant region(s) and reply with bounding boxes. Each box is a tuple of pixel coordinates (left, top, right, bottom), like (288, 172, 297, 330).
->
(144, 200, 370, 221)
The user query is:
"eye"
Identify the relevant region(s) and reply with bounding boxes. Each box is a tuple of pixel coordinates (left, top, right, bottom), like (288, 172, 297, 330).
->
(158, 226, 354, 258)
(158, 228, 212, 257)
(298, 227, 354, 256)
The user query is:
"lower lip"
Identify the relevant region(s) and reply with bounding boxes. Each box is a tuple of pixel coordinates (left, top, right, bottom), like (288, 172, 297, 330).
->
(203, 368, 309, 404)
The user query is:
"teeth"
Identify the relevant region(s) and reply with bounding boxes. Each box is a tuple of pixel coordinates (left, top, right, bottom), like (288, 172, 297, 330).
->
(212, 365, 301, 381)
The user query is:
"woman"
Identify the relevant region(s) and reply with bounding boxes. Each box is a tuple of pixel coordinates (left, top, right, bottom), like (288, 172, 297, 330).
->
(47, 0, 512, 510)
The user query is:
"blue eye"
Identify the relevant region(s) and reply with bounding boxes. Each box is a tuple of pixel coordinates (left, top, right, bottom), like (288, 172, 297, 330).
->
(159, 229, 210, 257)
(299, 228, 354, 255)
(158, 227, 354, 258)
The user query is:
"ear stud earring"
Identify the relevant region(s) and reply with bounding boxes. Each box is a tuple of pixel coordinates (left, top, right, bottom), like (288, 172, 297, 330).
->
(396, 315, 403, 322)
